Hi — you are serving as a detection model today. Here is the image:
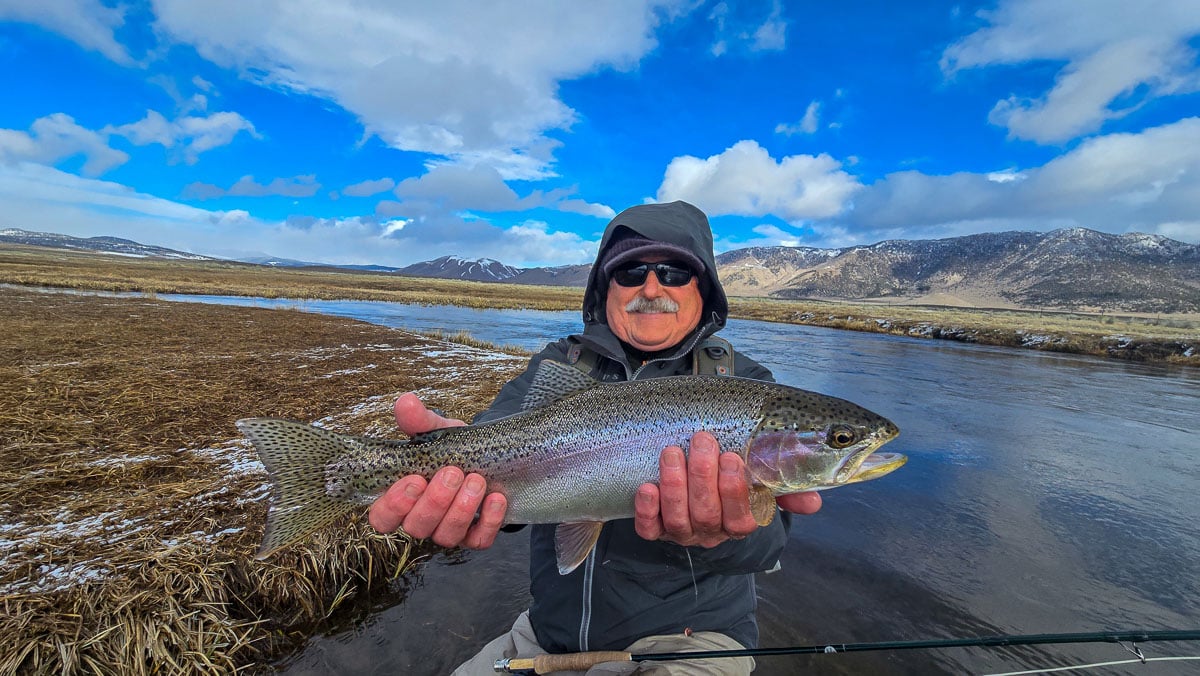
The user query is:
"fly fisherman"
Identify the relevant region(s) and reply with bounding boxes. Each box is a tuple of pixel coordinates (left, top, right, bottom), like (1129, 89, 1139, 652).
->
(369, 201, 822, 674)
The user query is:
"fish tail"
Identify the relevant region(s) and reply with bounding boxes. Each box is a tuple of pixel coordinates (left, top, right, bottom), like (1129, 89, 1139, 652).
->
(237, 417, 369, 559)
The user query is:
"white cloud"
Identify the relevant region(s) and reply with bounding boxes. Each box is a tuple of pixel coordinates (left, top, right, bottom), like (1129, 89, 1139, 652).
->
(0, 113, 128, 176)
(834, 117, 1200, 243)
(707, 0, 786, 56)
(149, 0, 684, 179)
(0, 162, 251, 247)
(750, 0, 787, 52)
(388, 164, 614, 220)
(185, 175, 321, 199)
(342, 178, 396, 198)
(108, 110, 259, 164)
(556, 199, 616, 218)
(0, 162, 597, 266)
(943, 0, 1200, 143)
(775, 101, 820, 136)
(0, 0, 132, 64)
(656, 140, 862, 221)
(1152, 221, 1200, 242)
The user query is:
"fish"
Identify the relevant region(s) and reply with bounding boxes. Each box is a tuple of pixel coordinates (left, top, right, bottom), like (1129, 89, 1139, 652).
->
(237, 359, 904, 574)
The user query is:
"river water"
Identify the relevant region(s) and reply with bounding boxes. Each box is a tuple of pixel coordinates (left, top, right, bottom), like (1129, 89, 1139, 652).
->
(164, 295, 1200, 674)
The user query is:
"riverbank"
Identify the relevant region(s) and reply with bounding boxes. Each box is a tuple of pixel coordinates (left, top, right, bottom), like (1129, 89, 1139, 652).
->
(2, 244, 1197, 366)
(0, 287, 526, 674)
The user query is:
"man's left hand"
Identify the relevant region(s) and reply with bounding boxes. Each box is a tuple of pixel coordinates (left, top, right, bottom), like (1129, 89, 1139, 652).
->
(633, 431, 822, 547)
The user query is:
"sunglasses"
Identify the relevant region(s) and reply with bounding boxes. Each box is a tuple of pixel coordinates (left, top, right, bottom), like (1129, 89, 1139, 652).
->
(611, 261, 697, 287)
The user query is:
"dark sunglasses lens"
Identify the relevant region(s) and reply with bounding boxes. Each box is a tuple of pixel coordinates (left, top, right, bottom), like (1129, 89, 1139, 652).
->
(612, 262, 694, 287)
(612, 265, 649, 286)
(655, 264, 693, 286)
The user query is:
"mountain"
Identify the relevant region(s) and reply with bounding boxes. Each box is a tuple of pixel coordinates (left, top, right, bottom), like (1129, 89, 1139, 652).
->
(0, 228, 213, 260)
(7, 226, 1198, 312)
(239, 255, 399, 272)
(716, 228, 1200, 312)
(508, 264, 593, 287)
(396, 256, 520, 282)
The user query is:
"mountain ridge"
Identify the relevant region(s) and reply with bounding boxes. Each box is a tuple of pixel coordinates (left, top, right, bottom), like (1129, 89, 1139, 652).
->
(3, 227, 1197, 313)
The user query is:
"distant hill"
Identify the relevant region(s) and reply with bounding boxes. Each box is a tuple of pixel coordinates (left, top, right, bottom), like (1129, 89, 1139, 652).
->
(508, 264, 594, 287)
(6, 226, 1198, 312)
(717, 228, 1200, 313)
(396, 255, 520, 282)
(238, 255, 399, 272)
(0, 228, 214, 261)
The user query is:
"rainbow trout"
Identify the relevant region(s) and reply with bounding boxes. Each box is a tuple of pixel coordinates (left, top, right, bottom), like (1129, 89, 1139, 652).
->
(237, 359, 903, 574)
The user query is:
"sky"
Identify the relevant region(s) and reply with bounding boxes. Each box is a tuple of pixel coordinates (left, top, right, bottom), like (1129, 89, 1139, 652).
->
(1, 1, 1199, 268)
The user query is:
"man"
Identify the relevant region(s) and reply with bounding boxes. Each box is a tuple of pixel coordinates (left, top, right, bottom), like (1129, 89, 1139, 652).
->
(370, 201, 821, 674)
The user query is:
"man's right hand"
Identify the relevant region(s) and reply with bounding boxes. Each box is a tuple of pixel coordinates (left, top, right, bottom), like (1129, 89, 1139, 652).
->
(367, 393, 508, 550)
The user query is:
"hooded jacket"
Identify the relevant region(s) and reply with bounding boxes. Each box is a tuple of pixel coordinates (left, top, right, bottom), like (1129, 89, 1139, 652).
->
(473, 201, 791, 653)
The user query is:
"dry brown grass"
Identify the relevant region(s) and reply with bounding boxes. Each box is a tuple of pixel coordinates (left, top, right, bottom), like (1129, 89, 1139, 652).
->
(0, 287, 526, 674)
(2, 243, 1196, 365)
(0, 245, 582, 311)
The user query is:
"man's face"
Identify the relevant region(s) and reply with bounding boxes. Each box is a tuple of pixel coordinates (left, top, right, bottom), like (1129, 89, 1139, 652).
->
(605, 254, 704, 352)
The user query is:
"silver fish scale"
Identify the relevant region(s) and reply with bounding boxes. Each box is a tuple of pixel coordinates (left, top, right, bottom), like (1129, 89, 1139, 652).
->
(338, 375, 783, 524)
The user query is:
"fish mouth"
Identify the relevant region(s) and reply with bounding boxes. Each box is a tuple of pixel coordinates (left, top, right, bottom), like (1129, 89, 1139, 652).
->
(841, 451, 907, 485)
(832, 425, 903, 485)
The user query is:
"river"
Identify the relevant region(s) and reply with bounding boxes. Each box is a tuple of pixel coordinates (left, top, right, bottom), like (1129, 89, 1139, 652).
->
(168, 295, 1200, 674)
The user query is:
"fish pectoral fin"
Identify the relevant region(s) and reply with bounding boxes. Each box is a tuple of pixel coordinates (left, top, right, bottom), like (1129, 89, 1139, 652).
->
(749, 486, 777, 527)
(555, 521, 604, 575)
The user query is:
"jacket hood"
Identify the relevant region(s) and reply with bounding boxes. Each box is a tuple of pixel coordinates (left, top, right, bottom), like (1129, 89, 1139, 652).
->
(582, 200, 727, 334)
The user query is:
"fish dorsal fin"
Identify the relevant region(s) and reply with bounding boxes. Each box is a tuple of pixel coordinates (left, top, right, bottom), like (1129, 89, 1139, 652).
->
(750, 486, 777, 527)
(555, 521, 604, 574)
(522, 359, 598, 411)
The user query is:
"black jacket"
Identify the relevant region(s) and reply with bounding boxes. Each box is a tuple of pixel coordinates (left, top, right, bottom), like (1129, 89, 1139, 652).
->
(474, 202, 791, 652)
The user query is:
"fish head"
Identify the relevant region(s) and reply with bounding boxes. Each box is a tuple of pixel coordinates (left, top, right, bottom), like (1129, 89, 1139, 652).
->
(745, 390, 903, 494)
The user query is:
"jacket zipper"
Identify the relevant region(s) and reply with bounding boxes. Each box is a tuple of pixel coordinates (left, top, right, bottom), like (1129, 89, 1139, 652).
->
(576, 326, 712, 650)
(579, 546, 596, 650)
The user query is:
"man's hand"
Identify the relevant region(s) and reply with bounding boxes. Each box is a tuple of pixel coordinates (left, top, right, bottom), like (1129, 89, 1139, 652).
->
(633, 431, 823, 547)
(633, 431, 758, 547)
(367, 393, 508, 550)
(777, 491, 822, 515)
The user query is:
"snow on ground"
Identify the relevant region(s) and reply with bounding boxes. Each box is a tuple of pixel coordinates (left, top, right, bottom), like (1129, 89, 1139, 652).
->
(4, 336, 526, 595)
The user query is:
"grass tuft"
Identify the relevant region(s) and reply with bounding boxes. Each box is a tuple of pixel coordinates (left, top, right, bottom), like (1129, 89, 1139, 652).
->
(0, 287, 525, 674)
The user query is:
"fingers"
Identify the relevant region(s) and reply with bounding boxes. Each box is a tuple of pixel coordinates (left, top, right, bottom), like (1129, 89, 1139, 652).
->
(367, 468, 506, 550)
(633, 483, 663, 541)
(685, 433, 723, 541)
(369, 474, 426, 534)
(652, 432, 755, 548)
(394, 392, 466, 435)
(657, 445, 692, 541)
(462, 493, 508, 550)
(777, 491, 823, 515)
(717, 453, 756, 538)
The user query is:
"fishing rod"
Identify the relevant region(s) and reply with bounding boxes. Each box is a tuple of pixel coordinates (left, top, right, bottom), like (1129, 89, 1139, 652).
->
(493, 629, 1200, 674)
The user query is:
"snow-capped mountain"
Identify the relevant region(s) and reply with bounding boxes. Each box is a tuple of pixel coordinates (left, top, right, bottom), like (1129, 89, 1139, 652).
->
(0, 229, 214, 260)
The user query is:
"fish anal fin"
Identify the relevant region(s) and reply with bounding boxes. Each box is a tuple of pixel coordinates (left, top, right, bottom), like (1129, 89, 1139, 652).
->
(555, 521, 604, 575)
(522, 359, 598, 411)
(750, 486, 777, 527)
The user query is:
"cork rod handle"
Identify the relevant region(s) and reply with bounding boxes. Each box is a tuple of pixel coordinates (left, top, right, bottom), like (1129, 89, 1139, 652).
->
(504, 651, 633, 673)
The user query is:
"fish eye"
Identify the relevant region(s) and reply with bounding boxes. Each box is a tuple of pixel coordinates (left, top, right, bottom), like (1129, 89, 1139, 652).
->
(828, 425, 858, 449)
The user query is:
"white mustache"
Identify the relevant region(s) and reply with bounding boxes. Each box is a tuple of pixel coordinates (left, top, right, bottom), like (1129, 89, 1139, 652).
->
(625, 296, 679, 313)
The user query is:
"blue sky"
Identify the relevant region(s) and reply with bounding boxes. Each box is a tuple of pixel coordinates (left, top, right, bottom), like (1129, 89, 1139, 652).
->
(1, 1, 1198, 267)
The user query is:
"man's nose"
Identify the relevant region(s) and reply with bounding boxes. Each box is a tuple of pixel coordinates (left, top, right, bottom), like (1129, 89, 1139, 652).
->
(640, 269, 663, 296)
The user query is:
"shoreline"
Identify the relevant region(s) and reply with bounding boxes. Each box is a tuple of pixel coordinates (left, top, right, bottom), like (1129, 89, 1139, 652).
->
(1, 244, 1197, 367)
